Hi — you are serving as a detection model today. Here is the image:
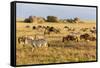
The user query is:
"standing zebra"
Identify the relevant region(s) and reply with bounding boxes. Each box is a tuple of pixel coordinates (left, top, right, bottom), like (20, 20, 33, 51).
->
(30, 39, 48, 47)
(26, 35, 48, 47)
(18, 35, 48, 48)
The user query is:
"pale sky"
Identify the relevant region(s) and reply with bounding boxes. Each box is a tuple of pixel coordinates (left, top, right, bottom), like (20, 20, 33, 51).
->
(16, 3, 96, 20)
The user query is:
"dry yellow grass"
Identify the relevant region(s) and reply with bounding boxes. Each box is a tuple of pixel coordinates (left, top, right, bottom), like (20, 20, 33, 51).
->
(16, 21, 96, 65)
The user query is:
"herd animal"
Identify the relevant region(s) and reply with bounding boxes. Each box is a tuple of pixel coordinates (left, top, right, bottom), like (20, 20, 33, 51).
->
(32, 25, 60, 35)
(80, 33, 96, 41)
(18, 35, 48, 48)
(19, 25, 96, 50)
(64, 26, 75, 31)
(63, 33, 96, 42)
(18, 36, 26, 44)
(62, 34, 79, 42)
(44, 26, 60, 35)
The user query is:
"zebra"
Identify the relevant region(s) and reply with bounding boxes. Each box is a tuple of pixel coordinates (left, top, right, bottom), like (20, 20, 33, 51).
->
(18, 35, 48, 48)
(25, 36, 48, 52)
(18, 35, 34, 45)
(30, 39, 48, 47)
(18, 36, 26, 45)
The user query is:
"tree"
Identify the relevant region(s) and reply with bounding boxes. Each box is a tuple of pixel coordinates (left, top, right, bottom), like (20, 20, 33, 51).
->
(47, 16, 59, 22)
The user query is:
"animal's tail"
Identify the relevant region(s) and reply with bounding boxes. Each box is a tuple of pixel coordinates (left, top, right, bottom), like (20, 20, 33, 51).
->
(62, 37, 64, 42)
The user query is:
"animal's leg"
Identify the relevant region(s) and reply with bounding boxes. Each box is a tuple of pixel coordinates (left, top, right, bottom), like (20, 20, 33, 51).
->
(32, 44, 37, 48)
(44, 43, 48, 47)
(39, 44, 41, 47)
(22, 44, 26, 50)
(76, 37, 79, 42)
(32, 47, 34, 52)
(31, 44, 36, 52)
(62, 38, 64, 42)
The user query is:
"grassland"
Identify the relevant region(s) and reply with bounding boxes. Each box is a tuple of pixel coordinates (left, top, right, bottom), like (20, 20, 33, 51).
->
(16, 21, 96, 65)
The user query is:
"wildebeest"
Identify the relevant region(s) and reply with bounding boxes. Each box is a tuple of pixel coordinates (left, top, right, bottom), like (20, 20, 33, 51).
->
(89, 36, 96, 41)
(44, 26, 60, 35)
(80, 28, 89, 32)
(62, 34, 79, 42)
(80, 33, 96, 41)
(64, 26, 69, 29)
(64, 26, 75, 31)
(93, 26, 96, 30)
(25, 25, 30, 28)
(90, 29, 96, 34)
(32, 25, 46, 32)
(32, 26, 36, 29)
(80, 33, 90, 41)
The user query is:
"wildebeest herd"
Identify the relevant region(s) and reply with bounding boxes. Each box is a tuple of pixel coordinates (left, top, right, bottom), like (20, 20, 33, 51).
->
(18, 25, 96, 51)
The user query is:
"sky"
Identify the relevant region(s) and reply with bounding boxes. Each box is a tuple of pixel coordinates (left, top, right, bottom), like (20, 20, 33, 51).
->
(16, 3, 96, 20)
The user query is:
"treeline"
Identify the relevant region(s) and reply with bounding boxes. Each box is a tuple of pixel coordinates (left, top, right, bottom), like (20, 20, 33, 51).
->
(24, 16, 82, 23)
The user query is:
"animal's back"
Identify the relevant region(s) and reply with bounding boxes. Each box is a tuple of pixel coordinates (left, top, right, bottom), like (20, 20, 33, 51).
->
(31, 39, 48, 47)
